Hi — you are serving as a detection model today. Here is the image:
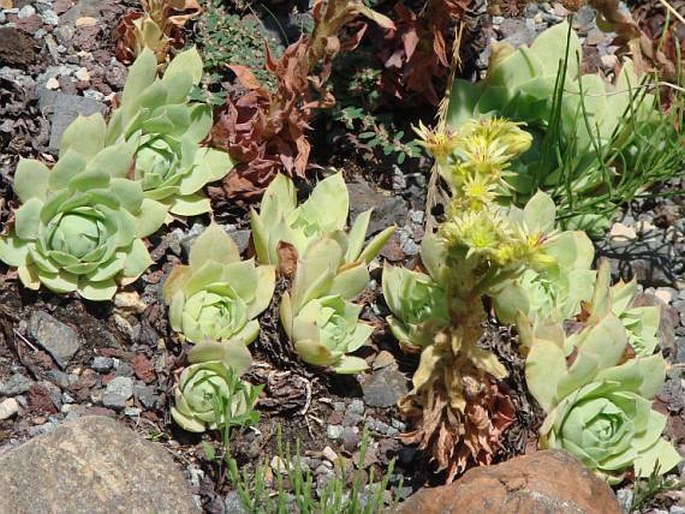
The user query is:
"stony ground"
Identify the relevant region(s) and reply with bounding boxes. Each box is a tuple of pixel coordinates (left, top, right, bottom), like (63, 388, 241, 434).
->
(0, 0, 683, 513)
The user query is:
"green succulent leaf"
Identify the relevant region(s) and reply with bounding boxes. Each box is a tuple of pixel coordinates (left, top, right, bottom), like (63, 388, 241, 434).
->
(14, 159, 50, 203)
(290, 295, 372, 372)
(171, 357, 257, 433)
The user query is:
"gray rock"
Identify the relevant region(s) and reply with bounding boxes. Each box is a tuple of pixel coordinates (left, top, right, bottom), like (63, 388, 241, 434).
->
(91, 356, 114, 373)
(348, 398, 364, 415)
(41, 9, 58, 25)
(224, 491, 249, 514)
(365, 417, 397, 437)
(46, 370, 75, 389)
(59, 0, 105, 23)
(38, 91, 106, 153)
(17, 5, 36, 18)
(0, 374, 34, 396)
(226, 228, 251, 254)
(341, 427, 360, 453)
(102, 377, 133, 409)
(0, 416, 200, 513)
(326, 424, 343, 440)
(348, 180, 408, 236)
(28, 311, 82, 369)
(362, 363, 408, 408)
(133, 383, 158, 409)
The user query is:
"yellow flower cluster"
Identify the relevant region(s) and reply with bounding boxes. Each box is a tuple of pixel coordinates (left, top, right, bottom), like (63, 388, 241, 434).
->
(415, 118, 533, 213)
(417, 117, 556, 272)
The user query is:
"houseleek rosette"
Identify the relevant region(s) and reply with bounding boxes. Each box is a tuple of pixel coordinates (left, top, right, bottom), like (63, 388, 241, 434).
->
(172, 341, 257, 433)
(107, 48, 233, 216)
(163, 223, 275, 344)
(382, 234, 449, 351)
(281, 236, 378, 374)
(0, 114, 166, 301)
(540, 365, 680, 483)
(521, 262, 682, 483)
(251, 172, 394, 267)
(288, 295, 373, 374)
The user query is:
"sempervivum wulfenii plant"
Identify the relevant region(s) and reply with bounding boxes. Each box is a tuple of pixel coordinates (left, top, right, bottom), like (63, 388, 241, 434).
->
(280, 236, 376, 374)
(251, 172, 395, 269)
(107, 48, 233, 216)
(519, 262, 682, 483)
(171, 341, 260, 433)
(163, 223, 275, 345)
(0, 114, 166, 301)
(383, 118, 594, 481)
(382, 235, 449, 352)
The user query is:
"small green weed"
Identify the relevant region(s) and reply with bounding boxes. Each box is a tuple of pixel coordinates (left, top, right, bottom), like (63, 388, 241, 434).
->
(225, 426, 399, 514)
(629, 463, 684, 512)
(205, 386, 400, 514)
(190, 0, 281, 105)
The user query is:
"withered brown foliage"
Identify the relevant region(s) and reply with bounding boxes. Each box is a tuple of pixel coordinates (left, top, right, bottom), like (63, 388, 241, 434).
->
(114, 0, 201, 65)
(380, 0, 471, 106)
(400, 352, 515, 482)
(210, 0, 394, 202)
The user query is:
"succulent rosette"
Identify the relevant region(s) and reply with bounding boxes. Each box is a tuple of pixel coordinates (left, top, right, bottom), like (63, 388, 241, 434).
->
(281, 236, 379, 374)
(382, 234, 449, 350)
(0, 114, 166, 301)
(446, 21, 658, 234)
(540, 362, 680, 483)
(251, 172, 394, 267)
(163, 223, 275, 344)
(290, 295, 373, 374)
(521, 263, 682, 483)
(107, 48, 232, 216)
(171, 341, 256, 433)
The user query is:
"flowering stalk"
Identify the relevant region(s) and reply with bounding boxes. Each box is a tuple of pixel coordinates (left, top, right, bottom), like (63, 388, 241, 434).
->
(388, 118, 582, 479)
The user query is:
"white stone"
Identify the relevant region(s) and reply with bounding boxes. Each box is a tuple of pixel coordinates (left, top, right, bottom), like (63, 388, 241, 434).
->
(74, 67, 90, 82)
(655, 288, 673, 304)
(0, 398, 19, 420)
(600, 54, 618, 69)
(609, 222, 637, 247)
(322, 446, 337, 463)
(45, 77, 60, 90)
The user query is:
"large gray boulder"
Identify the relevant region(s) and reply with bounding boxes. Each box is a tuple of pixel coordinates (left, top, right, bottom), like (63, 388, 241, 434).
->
(0, 416, 200, 514)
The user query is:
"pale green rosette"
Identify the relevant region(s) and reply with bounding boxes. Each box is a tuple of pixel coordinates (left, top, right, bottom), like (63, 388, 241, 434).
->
(171, 341, 256, 433)
(163, 223, 275, 344)
(0, 113, 166, 301)
(107, 48, 232, 216)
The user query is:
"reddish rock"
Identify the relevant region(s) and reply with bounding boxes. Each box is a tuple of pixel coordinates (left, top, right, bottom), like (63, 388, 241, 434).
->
(27, 385, 58, 415)
(131, 354, 155, 384)
(393, 450, 620, 514)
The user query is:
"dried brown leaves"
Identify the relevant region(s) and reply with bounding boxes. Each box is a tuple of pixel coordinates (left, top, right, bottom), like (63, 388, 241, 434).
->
(400, 357, 515, 482)
(210, 0, 394, 201)
(380, 0, 470, 105)
(114, 0, 201, 65)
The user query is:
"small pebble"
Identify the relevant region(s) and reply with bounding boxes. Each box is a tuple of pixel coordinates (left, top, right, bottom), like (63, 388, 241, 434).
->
(74, 67, 90, 82)
(41, 9, 58, 25)
(91, 356, 114, 372)
(609, 222, 637, 247)
(0, 398, 20, 420)
(46, 77, 60, 90)
(270, 456, 288, 474)
(322, 446, 337, 463)
(326, 424, 344, 440)
(17, 4, 35, 18)
(0, 373, 34, 396)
